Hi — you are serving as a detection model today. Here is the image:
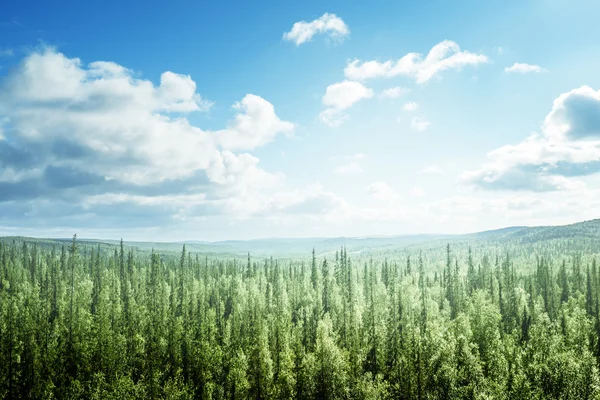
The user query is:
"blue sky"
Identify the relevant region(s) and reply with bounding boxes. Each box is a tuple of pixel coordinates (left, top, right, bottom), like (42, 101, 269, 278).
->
(1, 0, 600, 241)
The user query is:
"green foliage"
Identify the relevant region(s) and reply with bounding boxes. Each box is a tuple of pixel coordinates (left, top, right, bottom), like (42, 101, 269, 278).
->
(1, 237, 600, 399)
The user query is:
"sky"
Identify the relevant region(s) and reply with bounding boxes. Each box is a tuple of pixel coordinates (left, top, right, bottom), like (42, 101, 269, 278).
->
(1, 0, 600, 241)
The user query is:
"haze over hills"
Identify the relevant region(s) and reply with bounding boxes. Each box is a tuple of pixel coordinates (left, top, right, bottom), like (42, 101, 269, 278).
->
(2, 218, 600, 257)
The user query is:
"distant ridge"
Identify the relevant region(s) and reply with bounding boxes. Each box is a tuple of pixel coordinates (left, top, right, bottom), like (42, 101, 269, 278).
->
(471, 226, 528, 238)
(2, 218, 600, 256)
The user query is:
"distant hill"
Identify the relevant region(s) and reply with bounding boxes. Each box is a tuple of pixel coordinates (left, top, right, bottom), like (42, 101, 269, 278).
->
(0, 233, 455, 257)
(469, 226, 528, 238)
(2, 218, 600, 256)
(465, 218, 600, 244)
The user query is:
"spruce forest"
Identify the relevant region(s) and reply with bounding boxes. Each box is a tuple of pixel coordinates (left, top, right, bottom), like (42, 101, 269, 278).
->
(2, 223, 600, 399)
(2, 0, 600, 398)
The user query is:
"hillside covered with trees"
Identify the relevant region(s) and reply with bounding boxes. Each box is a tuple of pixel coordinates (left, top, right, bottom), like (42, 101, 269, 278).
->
(3, 218, 600, 257)
(2, 226, 600, 399)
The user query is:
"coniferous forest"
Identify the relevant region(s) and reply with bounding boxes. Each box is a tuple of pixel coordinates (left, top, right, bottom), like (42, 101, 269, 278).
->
(1, 234, 600, 399)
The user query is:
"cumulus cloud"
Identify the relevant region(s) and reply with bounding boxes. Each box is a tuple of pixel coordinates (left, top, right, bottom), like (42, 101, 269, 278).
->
(411, 116, 431, 131)
(215, 94, 295, 150)
(319, 108, 347, 127)
(542, 86, 600, 140)
(344, 40, 488, 83)
(379, 87, 410, 99)
(0, 47, 295, 222)
(504, 62, 545, 74)
(461, 86, 600, 191)
(319, 80, 373, 126)
(322, 80, 374, 109)
(156, 71, 214, 112)
(283, 13, 350, 46)
(206, 151, 284, 192)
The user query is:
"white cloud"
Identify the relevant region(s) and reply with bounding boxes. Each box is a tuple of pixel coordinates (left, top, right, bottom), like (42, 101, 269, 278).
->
(411, 116, 431, 131)
(322, 80, 374, 109)
(83, 193, 208, 208)
(0, 47, 293, 209)
(6, 49, 87, 102)
(283, 13, 350, 46)
(379, 86, 410, 99)
(156, 71, 213, 112)
(461, 86, 600, 191)
(344, 40, 488, 83)
(320, 80, 373, 126)
(5, 49, 597, 238)
(542, 86, 600, 140)
(504, 62, 545, 74)
(403, 102, 418, 112)
(206, 150, 284, 191)
(319, 108, 347, 127)
(215, 94, 295, 150)
(3, 49, 213, 115)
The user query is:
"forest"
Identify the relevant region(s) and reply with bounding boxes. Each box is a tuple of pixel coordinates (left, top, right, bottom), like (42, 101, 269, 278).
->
(1, 233, 600, 399)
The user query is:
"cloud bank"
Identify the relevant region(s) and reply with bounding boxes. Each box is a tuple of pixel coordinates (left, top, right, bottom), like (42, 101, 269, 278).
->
(0, 48, 312, 229)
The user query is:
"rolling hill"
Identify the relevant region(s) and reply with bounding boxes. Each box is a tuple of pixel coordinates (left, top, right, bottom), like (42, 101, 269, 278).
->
(2, 218, 600, 256)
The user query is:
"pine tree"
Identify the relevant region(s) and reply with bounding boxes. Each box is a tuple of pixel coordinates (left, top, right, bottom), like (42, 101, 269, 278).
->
(467, 247, 475, 295)
(585, 266, 595, 317)
(559, 259, 569, 304)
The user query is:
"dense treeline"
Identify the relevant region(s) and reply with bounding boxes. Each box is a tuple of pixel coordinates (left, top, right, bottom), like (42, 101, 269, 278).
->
(1, 236, 600, 399)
